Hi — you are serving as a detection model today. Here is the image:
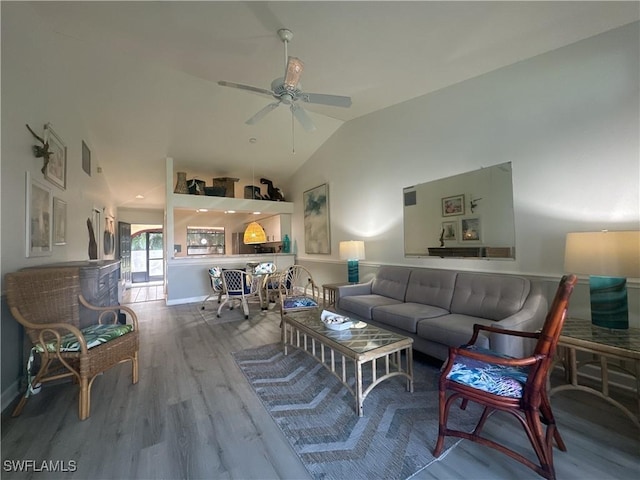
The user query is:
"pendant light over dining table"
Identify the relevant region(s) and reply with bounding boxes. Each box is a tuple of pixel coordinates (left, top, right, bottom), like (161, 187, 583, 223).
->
(244, 141, 267, 245)
(244, 221, 267, 244)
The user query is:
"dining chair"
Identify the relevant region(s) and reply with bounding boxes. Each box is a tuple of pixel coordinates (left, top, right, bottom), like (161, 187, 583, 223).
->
(201, 266, 223, 310)
(217, 269, 261, 319)
(433, 274, 577, 480)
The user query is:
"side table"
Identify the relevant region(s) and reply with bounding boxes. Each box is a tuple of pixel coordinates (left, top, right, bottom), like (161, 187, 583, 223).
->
(322, 282, 355, 308)
(550, 317, 640, 428)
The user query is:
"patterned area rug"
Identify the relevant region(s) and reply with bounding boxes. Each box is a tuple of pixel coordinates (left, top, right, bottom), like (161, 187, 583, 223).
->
(233, 343, 480, 480)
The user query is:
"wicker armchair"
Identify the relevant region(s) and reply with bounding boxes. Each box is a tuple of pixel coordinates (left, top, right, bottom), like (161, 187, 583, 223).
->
(5, 267, 139, 421)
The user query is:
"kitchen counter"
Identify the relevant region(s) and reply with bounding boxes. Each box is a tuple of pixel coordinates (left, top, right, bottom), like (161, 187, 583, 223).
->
(165, 253, 295, 305)
(169, 253, 293, 263)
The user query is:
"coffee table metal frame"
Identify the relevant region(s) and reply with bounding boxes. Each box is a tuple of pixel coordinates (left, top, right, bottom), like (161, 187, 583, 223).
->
(281, 310, 414, 416)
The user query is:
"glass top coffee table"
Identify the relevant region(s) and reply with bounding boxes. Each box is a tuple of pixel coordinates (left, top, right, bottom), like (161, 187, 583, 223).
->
(281, 309, 413, 416)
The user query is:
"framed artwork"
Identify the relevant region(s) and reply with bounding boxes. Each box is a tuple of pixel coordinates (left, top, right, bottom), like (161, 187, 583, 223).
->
(43, 123, 67, 190)
(26, 171, 53, 257)
(461, 217, 482, 242)
(53, 197, 67, 245)
(303, 183, 330, 254)
(82, 140, 91, 176)
(442, 194, 465, 217)
(442, 221, 457, 241)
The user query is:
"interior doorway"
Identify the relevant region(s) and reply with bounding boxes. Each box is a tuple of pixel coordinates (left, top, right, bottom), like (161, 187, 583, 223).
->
(131, 225, 164, 284)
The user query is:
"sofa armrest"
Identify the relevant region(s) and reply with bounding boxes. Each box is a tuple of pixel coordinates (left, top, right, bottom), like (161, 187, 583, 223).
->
(489, 281, 548, 357)
(336, 281, 373, 302)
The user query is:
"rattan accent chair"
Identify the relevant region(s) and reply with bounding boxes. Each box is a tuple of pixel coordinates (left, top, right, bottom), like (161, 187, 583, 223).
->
(433, 274, 577, 480)
(5, 267, 139, 421)
(278, 265, 320, 316)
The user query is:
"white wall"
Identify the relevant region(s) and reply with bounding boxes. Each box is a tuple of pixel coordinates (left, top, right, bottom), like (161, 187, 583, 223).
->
(1, 4, 118, 285)
(287, 22, 640, 324)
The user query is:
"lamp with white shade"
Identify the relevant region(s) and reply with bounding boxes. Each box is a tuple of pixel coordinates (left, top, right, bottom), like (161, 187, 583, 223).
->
(339, 240, 365, 283)
(564, 230, 640, 329)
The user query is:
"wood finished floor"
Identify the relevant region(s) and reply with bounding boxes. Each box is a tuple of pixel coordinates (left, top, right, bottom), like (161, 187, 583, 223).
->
(121, 282, 164, 304)
(1, 299, 639, 480)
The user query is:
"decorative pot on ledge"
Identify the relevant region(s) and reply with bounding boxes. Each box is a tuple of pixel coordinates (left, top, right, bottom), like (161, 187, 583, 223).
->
(174, 171, 189, 194)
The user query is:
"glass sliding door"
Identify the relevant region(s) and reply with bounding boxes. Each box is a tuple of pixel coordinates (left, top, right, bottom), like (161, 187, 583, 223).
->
(132, 229, 164, 283)
(148, 232, 163, 281)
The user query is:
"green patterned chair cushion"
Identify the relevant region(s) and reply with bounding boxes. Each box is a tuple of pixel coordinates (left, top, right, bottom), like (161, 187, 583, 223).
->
(33, 324, 134, 353)
(446, 345, 530, 399)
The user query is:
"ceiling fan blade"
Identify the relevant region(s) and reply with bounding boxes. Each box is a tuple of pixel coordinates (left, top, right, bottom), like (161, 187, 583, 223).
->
(218, 81, 274, 97)
(290, 103, 316, 132)
(301, 92, 352, 108)
(283, 56, 304, 89)
(246, 102, 281, 125)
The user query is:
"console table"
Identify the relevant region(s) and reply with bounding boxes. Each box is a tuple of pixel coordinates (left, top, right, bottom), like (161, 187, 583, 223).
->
(550, 317, 640, 428)
(23, 260, 121, 328)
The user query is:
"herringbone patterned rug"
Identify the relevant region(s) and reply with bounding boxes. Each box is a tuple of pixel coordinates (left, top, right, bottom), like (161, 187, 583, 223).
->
(233, 343, 479, 480)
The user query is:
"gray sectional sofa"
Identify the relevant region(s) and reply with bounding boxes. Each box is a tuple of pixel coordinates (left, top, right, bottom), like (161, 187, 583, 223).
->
(335, 266, 547, 361)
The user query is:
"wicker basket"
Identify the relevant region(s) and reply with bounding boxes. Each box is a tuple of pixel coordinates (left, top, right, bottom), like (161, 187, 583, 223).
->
(212, 177, 239, 198)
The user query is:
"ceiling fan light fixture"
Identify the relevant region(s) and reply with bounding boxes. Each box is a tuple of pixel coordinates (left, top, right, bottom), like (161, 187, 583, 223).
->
(284, 57, 304, 89)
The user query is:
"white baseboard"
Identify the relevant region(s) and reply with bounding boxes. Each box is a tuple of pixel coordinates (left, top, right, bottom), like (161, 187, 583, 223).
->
(166, 295, 207, 306)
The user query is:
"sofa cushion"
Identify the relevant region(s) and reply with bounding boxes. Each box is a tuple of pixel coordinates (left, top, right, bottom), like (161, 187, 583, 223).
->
(450, 273, 530, 321)
(405, 268, 457, 310)
(370, 266, 411, 301)
(372, 302, 449, 333)
(416, 314, 492, 350)
(338, 295, 403, 321)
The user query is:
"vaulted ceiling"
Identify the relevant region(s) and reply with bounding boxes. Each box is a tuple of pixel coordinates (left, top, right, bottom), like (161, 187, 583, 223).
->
(22, 1, 639, 208)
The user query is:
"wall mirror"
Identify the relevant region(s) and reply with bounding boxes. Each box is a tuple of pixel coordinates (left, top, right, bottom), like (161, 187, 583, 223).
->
(403, 162, 515, 259)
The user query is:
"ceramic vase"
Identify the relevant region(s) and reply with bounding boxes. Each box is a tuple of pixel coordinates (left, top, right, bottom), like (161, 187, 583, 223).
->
(174, 171, 189, 194)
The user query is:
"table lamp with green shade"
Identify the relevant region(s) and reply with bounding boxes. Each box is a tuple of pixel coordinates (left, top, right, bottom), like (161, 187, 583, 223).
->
(564, 230, 640, 329)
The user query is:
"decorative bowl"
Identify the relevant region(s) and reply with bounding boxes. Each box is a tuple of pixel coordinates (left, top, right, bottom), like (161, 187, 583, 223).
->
(320, 310, 353, 330)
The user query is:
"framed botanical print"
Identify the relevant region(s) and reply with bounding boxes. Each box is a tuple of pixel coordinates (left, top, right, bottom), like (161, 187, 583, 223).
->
(26, 171, 53, 257)
(43, 123, 67, 190)
(303, 183, 330, 254)
(53, 197, 67, 245)
(461, 216, 482, 242)
(442, 194, 465, 217)
(442, 221, 457, 241)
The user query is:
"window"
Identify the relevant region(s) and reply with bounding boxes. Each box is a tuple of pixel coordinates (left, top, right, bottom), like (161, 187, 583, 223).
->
(186, 226, 225, 255)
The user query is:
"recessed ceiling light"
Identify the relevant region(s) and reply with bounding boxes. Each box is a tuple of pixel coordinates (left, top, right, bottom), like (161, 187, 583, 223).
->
(225, 210, 236, 214)
(197, 208, 208, 213)
(253, 211, 261, 215)
(249, 137, 257, 144)
(135, 194, 144, 199)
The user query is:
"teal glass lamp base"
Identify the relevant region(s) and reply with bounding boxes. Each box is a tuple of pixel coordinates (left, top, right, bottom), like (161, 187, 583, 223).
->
(347, 260, 359, 283)
(589, 275, 629, 330)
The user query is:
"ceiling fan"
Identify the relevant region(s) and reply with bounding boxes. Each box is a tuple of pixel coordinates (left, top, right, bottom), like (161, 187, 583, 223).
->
(218, 28, 352, 133)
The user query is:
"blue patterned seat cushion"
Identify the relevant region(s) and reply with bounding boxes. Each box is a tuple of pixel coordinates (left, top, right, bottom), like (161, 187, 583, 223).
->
(33, 324, 134, 353)
(209, 267, 223, 290)
(446, 345, 530, 399)
(283, 296, 318, 309)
